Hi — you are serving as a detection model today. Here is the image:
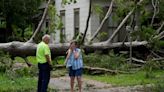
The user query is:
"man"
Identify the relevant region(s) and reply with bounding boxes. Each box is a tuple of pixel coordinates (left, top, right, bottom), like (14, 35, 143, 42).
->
(36, 34, 52, 92)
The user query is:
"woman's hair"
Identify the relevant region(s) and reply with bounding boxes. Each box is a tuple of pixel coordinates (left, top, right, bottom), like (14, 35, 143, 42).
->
(70, 40, 77, 45)
(70, 40, 79, 48)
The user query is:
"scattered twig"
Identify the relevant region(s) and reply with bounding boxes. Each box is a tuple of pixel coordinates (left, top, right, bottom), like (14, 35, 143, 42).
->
(150, 50, 162, 58)
(152, 58, 164, 61)
(127, 57, 146, 63)
(157, 21, 164, 34)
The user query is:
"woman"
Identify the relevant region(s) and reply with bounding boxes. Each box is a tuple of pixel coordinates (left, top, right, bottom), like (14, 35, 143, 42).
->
(65, 41, 83, 92)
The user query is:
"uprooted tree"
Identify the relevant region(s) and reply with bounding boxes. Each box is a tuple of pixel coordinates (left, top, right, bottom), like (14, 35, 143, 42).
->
(0, 0, 164, 59)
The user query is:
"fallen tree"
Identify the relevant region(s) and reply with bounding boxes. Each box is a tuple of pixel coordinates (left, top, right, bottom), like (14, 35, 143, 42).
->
(54, 65, 131, 75)
(0, 0, 163, 60)
(0, 41, 148, 57)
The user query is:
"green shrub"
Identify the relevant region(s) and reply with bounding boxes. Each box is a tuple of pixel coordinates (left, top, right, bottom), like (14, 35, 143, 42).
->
(53, 56, 65, 65)
(153, 77, 164, 92)
(83, 51, 127, 70)
(0, 51, 12, 73)
(143, 60, 161, 78)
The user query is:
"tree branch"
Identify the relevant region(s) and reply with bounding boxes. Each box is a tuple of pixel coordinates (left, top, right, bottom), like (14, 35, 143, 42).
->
(27, 0, 51, 43)
(81, 0, 92, 44)
(157, 21, 164, 34)
(151, 0, 158, 26)
(106, 8, 135, 43)
(89, 0, 114, 42)
(54, 65, 131, 74)
(159, 32, 164, 39)
(127, 57, 146, 63)
(85, 41, 148, 50)
(150, 50, 162, 58)
(155, 30, 164, 39)
(106, 0, 144, 43)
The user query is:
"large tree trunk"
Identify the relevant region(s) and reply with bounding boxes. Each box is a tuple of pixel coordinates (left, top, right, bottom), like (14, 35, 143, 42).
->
(0, 41, 147, 57)
(0, 42, 69, 57)
(54, 65, 129, 74)
(0, 0, 153, 59)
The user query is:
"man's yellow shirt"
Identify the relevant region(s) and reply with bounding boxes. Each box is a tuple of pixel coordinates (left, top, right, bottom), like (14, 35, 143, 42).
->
(36, 41, 51, 64)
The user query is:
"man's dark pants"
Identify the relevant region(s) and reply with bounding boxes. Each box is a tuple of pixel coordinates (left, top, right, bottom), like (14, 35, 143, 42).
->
(37, 62, 51, 92)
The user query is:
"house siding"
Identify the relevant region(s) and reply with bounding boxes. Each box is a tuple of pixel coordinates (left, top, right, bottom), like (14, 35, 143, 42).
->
(55, 0, 91, 43)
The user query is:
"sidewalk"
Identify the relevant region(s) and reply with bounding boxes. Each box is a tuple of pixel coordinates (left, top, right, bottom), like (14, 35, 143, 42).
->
(49, 76, 144, 92)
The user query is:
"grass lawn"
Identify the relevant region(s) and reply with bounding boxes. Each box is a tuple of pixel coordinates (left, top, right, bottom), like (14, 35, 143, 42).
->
(13, 56, 164, 88)
(0, 74, 37, 92)
(84, 70, 164, 86)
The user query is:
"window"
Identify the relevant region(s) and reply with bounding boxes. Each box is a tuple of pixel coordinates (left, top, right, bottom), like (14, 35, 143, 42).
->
(74, 8, 80, 38)
(60, 10, 66, 42)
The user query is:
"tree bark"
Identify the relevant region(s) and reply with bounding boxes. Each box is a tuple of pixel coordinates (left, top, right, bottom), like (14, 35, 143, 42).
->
(0, 41, 147, 57)
(28, 0, 51, 43)
(85, 41, 148, 51)
(157, 21, 164, 34)
(155, 30, 164, 39)
(151, 0, 159, 26)
(81, 0, 92, 44)
(158, 32, 164, 39)
(89, 0, 114, 42)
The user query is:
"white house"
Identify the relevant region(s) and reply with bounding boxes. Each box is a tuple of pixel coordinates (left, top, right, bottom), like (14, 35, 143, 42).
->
(54, 0, 126, 43)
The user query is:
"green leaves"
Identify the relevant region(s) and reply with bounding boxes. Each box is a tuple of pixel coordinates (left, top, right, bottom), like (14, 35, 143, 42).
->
(0, 0, 42, 41)
(115, 0, 135, 18)
(91, 4, 104, 18)
(0, 21, 6, 28)
(47, 4, 63, 35)
(48, 4, 57, 34)
(24, 25, 33, 41)
(83, 51, 127, 70)
(157, 0, 164, 20)
(0, 0, 42, 27)
(97, 32, 108, 41)
(132, 26, 163, 50)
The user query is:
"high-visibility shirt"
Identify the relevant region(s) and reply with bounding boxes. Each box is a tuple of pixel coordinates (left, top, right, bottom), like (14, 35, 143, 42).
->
(36, 41, 51, 63)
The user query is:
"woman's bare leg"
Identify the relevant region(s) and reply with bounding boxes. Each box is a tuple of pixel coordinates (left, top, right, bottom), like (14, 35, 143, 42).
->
(70, 77, 75, 92)
(77, 76, 82, 92)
